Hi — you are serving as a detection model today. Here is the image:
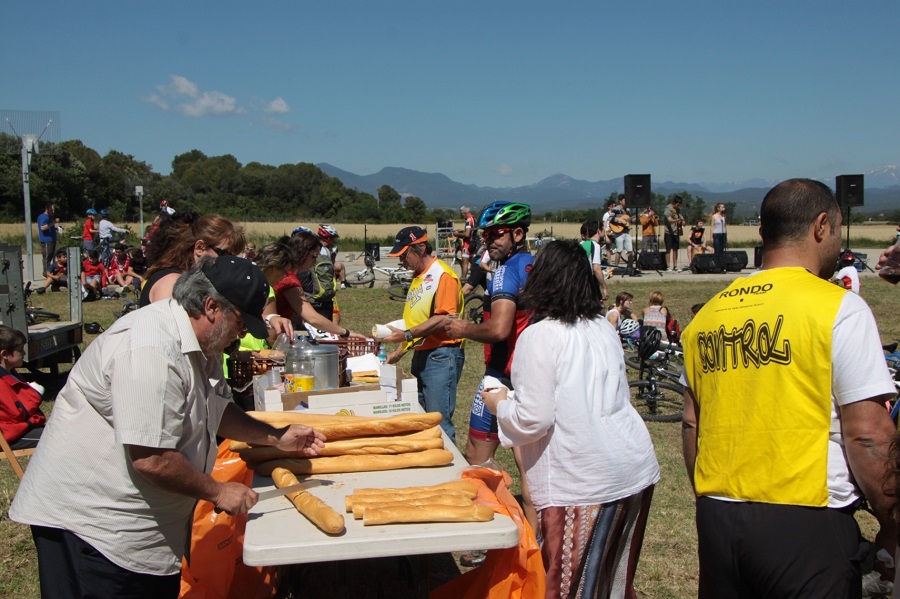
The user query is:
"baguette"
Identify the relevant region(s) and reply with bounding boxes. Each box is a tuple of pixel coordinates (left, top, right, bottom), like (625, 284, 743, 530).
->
(351, 495, 475, 519)
(238, 437, 444, 463)
(230, 426, 443, 453)
(346, 490, 472, 513)
(255, 448, 453, 476)
(247, 412, 443, 440)
(270, 467, 345, 535)
(351, 480, 478, 498)
(363, 503, 494, 526)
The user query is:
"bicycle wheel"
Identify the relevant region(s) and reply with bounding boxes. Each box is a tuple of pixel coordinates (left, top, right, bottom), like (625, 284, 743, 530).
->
(387, 284, 409, 301)
(625, 355, 642, 371)
(464, 293, 484, 324)
(345, 269, 375, 288)
(628, 380, 684, 422)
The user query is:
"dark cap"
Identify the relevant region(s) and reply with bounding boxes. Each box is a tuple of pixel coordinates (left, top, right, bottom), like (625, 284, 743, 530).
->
(388, 226, 428, 257)
(201, 256, 270, 339)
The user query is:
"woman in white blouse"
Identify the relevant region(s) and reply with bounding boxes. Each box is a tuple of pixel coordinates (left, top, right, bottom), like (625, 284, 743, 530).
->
(481, 240, 660, 599)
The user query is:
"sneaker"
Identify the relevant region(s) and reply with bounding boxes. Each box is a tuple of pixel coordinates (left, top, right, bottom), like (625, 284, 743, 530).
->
(459, 550, 486, 567)
(666, 267, 674, 272)
(36, 287, 46, 295)
(862, 570, 893, 597)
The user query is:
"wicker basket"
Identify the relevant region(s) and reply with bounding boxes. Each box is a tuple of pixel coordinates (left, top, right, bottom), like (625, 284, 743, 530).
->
(318, 338, 379, 386)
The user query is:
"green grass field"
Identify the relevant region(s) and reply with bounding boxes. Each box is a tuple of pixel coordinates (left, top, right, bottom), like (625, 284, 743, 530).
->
(1, 271, 898, 598)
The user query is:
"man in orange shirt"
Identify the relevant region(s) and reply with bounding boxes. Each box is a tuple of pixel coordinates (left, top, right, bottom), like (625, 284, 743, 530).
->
(382, 227, 465, 442)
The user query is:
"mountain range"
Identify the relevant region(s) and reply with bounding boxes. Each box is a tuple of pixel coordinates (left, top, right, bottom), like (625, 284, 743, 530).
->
(317, 163, 900, 217)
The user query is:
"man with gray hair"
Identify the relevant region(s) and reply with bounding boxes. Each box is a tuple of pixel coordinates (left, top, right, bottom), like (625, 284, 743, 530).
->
(11, 255, 325, 599)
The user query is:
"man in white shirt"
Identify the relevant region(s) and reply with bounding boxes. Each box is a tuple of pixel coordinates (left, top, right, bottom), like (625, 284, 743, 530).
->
(10, 256, 325, 599)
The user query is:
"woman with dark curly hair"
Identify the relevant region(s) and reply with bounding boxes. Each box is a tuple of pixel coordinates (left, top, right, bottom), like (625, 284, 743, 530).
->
(480, 239, 660, 598)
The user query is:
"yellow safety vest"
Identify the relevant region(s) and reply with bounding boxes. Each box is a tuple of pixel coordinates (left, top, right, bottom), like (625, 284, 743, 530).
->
(402, 258, 464, 352)
(682, 267, 846, 507)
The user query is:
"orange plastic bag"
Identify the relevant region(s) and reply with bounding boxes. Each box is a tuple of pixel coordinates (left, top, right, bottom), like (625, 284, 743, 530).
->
(179, 442, 277, 599)
(431, 467, 545, 599)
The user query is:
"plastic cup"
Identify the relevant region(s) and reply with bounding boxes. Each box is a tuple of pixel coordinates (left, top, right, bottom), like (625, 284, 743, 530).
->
(879, 246, 900, 285)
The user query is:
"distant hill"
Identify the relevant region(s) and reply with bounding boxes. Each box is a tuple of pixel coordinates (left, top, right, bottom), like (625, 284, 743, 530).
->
(317, 163, 900, 218)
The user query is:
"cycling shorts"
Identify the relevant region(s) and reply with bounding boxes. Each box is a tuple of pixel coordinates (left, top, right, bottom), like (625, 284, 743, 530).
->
(468, 373, 510, 444)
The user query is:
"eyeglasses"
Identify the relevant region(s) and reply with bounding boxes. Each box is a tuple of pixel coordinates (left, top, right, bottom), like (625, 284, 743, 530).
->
(210, 246, 233, 257)
(483, 228, 511, 241)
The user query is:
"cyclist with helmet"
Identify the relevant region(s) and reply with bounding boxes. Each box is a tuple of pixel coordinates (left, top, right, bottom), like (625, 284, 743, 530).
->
(98, 209, 128, 246)
(445, 200, 538, 532)
(159, 199, 175, 216)
(299, 225, 344, 322)
(82, 209, 99, 252)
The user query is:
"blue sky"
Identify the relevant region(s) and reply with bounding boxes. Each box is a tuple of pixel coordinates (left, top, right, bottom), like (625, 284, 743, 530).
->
(3, 1, 897, 188)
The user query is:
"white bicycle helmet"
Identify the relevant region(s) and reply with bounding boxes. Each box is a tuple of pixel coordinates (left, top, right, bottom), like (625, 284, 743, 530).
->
(619, 318, 641, 337)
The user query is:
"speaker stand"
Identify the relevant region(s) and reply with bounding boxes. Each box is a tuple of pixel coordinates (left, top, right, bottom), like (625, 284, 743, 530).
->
(842, 206, 875, 273)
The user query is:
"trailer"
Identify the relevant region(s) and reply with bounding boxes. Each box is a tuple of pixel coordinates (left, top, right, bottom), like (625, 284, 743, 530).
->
(0, 245, 82, 375)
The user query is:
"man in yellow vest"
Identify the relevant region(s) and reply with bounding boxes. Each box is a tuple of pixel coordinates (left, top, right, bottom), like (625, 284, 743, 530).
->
(383, 226, 465, 443)
(681, 178, 897, 597)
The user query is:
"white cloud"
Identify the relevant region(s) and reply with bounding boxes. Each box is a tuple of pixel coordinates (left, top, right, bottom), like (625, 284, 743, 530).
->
(164, 75, 199, 98)
(497, 163, 514, 176)
(144, 94, 168, 110)
(265, 97, 291, 115)
(145, 75, 244, 118)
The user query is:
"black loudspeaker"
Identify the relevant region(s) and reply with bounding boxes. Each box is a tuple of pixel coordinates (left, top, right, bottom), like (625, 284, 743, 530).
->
(638, 251, 666, 270)
(835, 174, 864, 208)
(723, 251, 748, 272)
(754, 246, 764, 268)
(690, 254, 725, 274)
(624, 174, 651, 208)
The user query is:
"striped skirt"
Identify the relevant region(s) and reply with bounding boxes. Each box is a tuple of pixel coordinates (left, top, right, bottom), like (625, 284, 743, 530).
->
(539, 485, 655, 599)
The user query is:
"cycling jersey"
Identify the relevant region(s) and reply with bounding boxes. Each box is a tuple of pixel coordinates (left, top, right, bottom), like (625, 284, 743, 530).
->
(483, 247, 533, 377)
(469, 246, 533, 443)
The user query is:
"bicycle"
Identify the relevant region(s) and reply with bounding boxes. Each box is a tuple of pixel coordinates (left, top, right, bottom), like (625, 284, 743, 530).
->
(341, 253, 414, 299)
(343, 253, 377, 288)
(627, 327, 685, 422)
(23, 282, 61, 325)
(463, 292, 484, 324)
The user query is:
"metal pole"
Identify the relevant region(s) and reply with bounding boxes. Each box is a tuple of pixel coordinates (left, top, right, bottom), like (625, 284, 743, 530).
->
(21, 140, 34, 282)
(135, 187, 144, 240)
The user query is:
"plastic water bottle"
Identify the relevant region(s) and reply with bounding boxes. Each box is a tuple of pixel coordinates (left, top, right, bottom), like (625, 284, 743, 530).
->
(377, 343, 387, 364)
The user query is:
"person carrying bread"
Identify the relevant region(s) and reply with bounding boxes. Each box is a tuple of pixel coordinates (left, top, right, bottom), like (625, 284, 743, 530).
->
(10, 256, 325, 598)
(382, 226, 465, 443)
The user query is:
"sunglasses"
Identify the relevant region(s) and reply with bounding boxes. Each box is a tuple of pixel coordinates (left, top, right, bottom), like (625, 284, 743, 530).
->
(483, 227, 511, 241)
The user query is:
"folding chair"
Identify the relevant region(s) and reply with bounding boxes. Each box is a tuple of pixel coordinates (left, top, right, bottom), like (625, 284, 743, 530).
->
(0, 434, 34, 480)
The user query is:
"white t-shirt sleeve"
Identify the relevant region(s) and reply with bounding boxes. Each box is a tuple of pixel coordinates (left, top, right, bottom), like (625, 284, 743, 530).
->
(831, 292, 895, 406)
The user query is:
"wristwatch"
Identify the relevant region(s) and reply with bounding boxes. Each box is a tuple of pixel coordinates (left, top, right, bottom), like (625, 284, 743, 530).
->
(404, 330, 414, 342)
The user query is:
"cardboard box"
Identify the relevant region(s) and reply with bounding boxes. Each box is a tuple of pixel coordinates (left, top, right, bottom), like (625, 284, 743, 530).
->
(298, 400, 418, 417)
(281, 383, 383, 411)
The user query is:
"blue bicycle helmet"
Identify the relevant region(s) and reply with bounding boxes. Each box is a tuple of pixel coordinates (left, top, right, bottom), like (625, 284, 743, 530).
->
(86, 208, 98, 215)
(100, 209, 110, 216)
(477, 201, 531, 229)
(292, 226, 312, 236)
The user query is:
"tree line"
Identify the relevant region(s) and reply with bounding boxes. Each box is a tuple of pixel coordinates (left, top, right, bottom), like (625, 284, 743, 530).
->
(0, 134, 454, 225)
